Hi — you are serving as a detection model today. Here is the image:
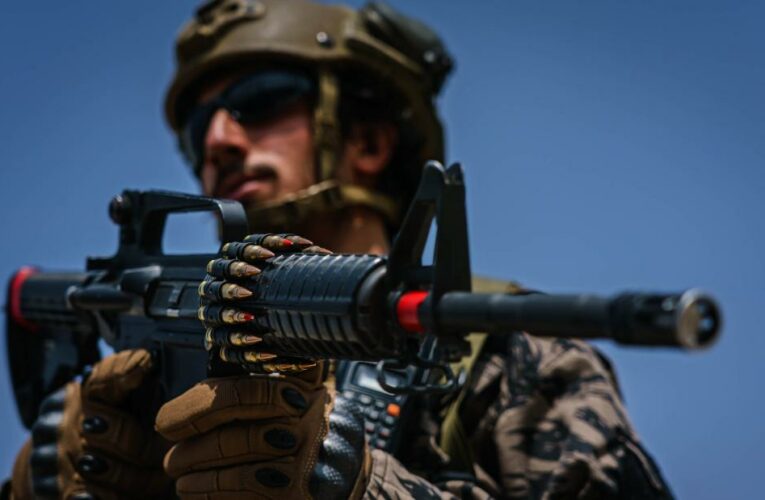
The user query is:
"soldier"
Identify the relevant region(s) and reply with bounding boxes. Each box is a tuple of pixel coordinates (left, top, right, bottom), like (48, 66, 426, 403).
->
(7, 1, 673, 498)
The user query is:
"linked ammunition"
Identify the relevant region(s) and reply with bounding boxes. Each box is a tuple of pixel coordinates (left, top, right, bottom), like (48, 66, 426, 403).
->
(221, 242, 275, 262)
(282, 234, 313, 247)
(243, 351, 278, 362)
(303, 245, 332, 255)
(222, 283, 252, 300)
(198, 305, 254, 325)
(204, 329, 262, 350)
(220, 348, 277, 364)
(204, 328, 214, 351)
(244, 233, 295, 250)
(198, 280, 252, 300)
(262, 362, 317, 373)
(206, 259, 260, 279)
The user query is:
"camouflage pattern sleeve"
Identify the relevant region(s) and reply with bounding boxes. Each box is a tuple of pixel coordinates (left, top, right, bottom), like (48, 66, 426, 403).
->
(363, 449, 493, 500)
(459, 332, 674, 499)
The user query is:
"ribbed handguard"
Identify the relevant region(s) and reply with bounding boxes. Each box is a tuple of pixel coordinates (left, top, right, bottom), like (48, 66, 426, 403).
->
(242, 253, 397, 360)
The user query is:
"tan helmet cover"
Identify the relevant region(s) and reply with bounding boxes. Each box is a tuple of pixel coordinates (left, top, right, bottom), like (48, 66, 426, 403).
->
(165, 0, 453, 231)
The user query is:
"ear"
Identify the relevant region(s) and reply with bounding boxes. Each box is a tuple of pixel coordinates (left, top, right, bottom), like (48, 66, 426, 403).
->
(343, 123, 398, 178)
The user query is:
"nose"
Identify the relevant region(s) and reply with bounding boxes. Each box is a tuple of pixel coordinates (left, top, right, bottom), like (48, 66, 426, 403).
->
(199, 109, 250, 194)
(204, 109, 250, 170)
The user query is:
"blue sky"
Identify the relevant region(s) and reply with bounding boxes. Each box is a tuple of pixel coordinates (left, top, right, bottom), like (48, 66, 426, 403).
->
(0, 1, 762, 497)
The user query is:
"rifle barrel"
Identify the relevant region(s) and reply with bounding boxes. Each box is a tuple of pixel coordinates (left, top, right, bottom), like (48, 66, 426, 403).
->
(433, 289, 720, 349)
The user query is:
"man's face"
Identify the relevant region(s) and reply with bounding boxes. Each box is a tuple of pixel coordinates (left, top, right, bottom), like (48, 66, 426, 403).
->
(195, 77, 316, 206)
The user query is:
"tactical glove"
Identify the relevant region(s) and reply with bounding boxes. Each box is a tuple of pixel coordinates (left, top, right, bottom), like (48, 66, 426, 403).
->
(156, 365, 370, 500)
(11, 349, 172, 500)
(156, 233, 370, 499)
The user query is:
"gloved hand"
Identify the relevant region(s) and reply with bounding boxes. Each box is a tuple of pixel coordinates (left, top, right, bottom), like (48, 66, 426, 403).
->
(197, 232, 330, 375)
(155, 233, 370, 500)
(310, 394, 372, 500)
(11, 349, 172, 500)
(156, 366, 370, 500)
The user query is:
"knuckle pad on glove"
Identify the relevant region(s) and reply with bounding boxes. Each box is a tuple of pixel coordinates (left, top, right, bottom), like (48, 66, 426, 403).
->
(67, 492, 97, 500)
(29, 443, 59, 477)
(38, 385, 67, 413)
(176, 464, 293, 498)
(19, 357, 171, 500)
(160, 374, 331, 500)
(73, 452, 170, 498)
(156, 376, 312, 441)
(34, 477, 60, 499)
(164, 419, 301, 478)
(31, 409, 64, 446)
(79, 402, 165, 466)
(309, 396, 367, 500)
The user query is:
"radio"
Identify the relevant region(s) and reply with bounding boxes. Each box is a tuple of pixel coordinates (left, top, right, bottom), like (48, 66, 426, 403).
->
(335, 360, 414, 455)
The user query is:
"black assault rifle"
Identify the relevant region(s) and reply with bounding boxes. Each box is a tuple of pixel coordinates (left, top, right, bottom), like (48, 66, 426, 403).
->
(6, 162, 721, 428)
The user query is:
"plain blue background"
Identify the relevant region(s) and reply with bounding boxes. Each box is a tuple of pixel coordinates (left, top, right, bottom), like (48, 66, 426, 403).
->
(1, 1, 762, 497)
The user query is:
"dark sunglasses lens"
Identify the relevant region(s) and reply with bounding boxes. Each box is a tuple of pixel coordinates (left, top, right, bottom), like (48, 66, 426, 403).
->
(226, 72, 313, 123)
(181, 101, 217, 170)
(179, 71, 314, 173)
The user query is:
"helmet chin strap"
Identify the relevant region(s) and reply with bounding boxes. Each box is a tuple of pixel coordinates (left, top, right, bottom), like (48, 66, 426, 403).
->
(313, 69, 341, 183)
(242, 68, 400, 234)
(244, 180, 400, 234)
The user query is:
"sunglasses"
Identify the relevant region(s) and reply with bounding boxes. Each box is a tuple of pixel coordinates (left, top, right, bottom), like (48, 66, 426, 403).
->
(179, 70, 315, 174)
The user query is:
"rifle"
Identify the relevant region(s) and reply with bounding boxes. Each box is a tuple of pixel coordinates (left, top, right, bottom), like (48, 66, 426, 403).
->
(5, 161, 721, 429)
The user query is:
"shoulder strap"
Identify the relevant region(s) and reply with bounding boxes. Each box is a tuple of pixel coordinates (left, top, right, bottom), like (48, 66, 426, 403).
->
(439, 276, 525, 472)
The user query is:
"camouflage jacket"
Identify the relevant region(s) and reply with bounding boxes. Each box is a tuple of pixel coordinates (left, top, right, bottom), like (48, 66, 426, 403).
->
(1, 333, 673, 500)
(362, 333, 674, 499)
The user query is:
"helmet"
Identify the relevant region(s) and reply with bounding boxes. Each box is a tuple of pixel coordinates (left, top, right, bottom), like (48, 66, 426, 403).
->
(165, 0, 453, 233)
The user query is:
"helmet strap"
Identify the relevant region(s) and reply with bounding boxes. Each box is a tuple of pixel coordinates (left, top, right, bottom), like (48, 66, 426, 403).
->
(242, 70, 402, 234)
(313, 69, 341, 182)
(244, 180, 400, 234)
